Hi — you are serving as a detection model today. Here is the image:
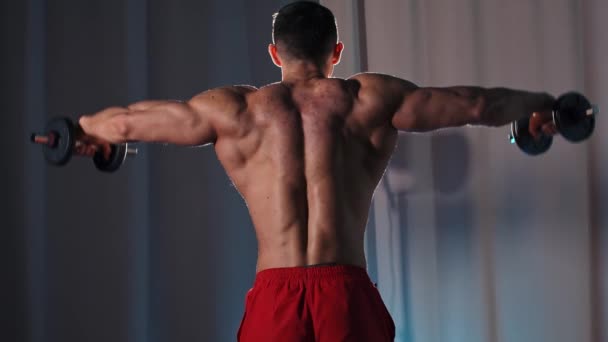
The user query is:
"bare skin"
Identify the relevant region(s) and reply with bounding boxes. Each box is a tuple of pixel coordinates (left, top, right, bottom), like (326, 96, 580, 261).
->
(78, 42, 556, 272)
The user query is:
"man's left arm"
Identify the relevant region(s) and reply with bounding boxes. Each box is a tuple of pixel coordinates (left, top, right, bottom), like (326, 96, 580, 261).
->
(78, 86, 254, 146)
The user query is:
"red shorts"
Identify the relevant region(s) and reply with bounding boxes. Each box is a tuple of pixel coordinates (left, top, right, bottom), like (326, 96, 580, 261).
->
(237, 264, 395, 341)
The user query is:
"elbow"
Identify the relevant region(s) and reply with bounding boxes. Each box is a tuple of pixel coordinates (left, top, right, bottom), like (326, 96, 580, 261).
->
(470, 105, 484, 125)
(469, 95, 487, 125)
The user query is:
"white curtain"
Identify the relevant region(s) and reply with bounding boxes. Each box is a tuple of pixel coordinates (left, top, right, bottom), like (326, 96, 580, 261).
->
(322, 1, 607, 342)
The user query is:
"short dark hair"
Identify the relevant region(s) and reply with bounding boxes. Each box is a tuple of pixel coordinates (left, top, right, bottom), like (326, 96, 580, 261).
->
(272, 1, 338, 64)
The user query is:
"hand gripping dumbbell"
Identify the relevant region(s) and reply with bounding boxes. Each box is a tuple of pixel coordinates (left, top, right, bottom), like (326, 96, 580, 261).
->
(30, 117, 137, 172)
(509, 92, 599, 155)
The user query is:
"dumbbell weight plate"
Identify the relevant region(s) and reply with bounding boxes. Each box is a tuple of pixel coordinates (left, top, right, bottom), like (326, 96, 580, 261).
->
(511, 117, 553, 156)
(43, 117, 75, 166)
(553, 92, 595, 143)
(93, 144, 128, 173)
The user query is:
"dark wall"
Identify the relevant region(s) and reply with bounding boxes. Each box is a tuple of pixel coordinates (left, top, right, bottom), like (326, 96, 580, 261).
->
(1, 1, 27, 342)
(2, 1, 298, 341)
(45, 2, 130, 342)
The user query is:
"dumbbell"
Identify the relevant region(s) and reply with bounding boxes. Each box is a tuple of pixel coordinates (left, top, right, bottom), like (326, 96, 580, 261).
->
(509, 92, 598, 155)
(30, 117, 137, 172)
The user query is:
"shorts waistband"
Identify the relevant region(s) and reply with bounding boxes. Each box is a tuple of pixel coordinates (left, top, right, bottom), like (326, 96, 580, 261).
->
(254, 264, 371, 285)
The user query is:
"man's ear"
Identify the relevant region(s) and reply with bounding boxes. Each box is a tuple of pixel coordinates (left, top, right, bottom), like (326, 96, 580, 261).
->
(268, 44, 282, 67)
(331, 42, 344, 65)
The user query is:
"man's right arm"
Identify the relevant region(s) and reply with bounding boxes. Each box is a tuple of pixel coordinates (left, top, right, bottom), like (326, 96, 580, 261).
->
(78, 86, 254, 146)
(351, 73, 555, 132)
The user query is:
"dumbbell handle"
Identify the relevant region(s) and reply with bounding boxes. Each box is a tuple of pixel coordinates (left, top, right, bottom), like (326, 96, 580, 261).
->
(509, 103, 599, 141)
(551, 104, 598, 117)
(587, 104, 600, 116)
(30, 132, 137, 157)
(30, 133, 56, 146)
(73, 141, 139, 157)
(559, 104, 598, 117)
(125, 147, 138, 156)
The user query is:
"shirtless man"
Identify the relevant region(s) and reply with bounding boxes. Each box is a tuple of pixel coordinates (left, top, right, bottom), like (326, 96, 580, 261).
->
(77, 2, 556, 341)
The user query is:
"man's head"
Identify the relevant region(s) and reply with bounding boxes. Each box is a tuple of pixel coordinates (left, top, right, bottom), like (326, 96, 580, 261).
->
(269, 1, 343, 73)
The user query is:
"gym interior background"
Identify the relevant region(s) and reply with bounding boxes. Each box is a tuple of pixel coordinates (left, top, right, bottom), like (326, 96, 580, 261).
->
(1, 0, 606, 341)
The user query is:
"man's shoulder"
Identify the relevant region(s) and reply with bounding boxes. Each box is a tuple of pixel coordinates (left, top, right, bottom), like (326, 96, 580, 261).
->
(348, 72, 417, 89)
(188, 85, 259, 118)
(233, 84, 258, 92)
(345, 73, 418, 112)
(192, 85, 258, 102)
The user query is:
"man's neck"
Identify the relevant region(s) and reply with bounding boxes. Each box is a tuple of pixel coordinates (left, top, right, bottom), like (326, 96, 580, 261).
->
(281, 61, 329, 83)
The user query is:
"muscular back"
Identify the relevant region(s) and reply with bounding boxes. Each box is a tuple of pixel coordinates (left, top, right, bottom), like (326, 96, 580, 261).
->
(91, 72, 493, 271)
(213, 78, 399, 271)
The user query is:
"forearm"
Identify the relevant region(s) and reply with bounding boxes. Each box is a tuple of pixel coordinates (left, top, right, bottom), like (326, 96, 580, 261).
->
(78, 100, 183, 143)
(477, 88, 555, 127)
